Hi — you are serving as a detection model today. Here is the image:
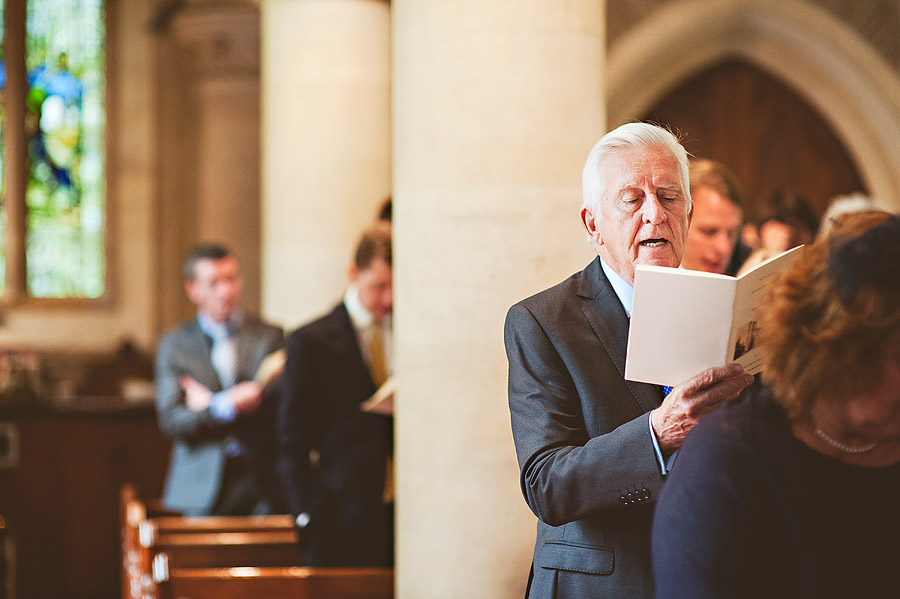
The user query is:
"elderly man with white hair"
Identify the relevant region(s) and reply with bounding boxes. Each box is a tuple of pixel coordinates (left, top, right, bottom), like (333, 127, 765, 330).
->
(505, 122, 753, 599)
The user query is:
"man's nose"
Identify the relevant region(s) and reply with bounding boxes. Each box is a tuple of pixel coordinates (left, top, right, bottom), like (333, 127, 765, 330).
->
(642, 197, 667, 224)
(714, 233, 733, 256)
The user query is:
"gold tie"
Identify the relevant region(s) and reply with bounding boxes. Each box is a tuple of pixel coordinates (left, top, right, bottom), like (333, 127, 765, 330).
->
(369, 320, 388, 387)
(368, 319, 393, 503)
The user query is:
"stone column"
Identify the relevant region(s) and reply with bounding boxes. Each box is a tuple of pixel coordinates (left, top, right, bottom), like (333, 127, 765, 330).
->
(169, 2, 263, 315)
(392, 1, 606, 597)
(259, 0, 392, 329)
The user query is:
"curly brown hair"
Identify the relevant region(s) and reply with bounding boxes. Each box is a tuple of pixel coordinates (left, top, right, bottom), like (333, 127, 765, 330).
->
(760, 210, 900, 420)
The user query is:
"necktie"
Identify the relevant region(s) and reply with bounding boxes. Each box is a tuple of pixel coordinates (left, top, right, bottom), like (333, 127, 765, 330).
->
(662, 385, 673, 397)
(368, 319, 393, 503)
(211, 327, 238, 389)
(368, 320, 388, 387)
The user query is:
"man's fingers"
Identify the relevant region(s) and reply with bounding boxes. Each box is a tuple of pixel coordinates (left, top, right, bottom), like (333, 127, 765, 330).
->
(679, 362, 747, 394)
(719, 373, 754, 399)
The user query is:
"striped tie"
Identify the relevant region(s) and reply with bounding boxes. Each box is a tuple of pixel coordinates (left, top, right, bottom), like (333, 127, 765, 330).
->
(211, 327, 238, 389)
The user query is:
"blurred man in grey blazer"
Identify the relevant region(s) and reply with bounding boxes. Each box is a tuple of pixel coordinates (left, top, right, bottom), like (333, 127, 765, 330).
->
(505, 123, 754, 598)
(156, 243, 285, 516)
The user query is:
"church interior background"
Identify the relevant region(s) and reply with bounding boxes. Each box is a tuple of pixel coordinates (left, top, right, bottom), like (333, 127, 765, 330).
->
(0, 1, 898, 597)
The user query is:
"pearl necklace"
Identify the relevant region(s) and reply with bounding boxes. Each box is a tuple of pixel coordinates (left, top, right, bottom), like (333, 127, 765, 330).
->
(813, 426, 877, 454)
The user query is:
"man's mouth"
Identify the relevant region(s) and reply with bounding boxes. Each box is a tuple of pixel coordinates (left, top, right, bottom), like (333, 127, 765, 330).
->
(639, 238, 667, 247)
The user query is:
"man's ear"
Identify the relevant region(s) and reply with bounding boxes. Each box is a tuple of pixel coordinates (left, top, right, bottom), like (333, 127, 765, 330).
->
(347, 262, 358, 284)
(185, 280, 199, 305)
(581, 207, 603, 246)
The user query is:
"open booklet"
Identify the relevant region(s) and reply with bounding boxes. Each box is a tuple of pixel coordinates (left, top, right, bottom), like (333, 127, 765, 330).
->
(624, 245, 804, 386)
(253, 349, 286, 391)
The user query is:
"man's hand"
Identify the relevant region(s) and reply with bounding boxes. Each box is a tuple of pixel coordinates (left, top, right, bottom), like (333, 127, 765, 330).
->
(650, 363, 753, 454)
(180, 375, 213, 411)
(227, 381, 264, 414)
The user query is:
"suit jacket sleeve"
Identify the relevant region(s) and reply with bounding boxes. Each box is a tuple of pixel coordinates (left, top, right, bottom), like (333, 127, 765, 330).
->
(505, 301, 665, 527)
(278, 326, 323, 517)
(155, 330, 220, 441)
(155, 321, 285, 443)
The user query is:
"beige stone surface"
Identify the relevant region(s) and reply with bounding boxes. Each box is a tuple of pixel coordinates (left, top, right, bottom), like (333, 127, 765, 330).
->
(393, 1, 604, 596)
(260, 0, 392, 330)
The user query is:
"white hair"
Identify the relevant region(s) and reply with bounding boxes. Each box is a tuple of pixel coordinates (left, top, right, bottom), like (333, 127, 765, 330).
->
(582, 122, 692, 219)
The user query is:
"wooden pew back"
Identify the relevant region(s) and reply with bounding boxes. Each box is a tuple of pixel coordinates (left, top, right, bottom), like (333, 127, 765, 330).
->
(120, 483, 154, 599)
(148, 529, 304, 575)
(121, 485, 305, 596)
(158, 566, 394, 599)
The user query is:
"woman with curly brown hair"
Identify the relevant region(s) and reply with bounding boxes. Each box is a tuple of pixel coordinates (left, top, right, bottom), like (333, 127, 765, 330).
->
(650, 210, 900, 599)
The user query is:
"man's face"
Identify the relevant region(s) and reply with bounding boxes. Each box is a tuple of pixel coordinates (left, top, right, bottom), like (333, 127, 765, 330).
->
(680, 185, 743, 274)
(582, 146, 692, 284)
(186, 257, 242, 323)
(351, 257, 393, 319)
(759, 219, 812, 253)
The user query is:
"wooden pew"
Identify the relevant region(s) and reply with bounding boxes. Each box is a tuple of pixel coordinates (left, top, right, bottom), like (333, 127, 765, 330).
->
(147, 528, 304, 575)
(120, 484, 305, 597)
(157, 566, 394, 599)
(143, 513, 295, 535)
(120, 483, 154, 599)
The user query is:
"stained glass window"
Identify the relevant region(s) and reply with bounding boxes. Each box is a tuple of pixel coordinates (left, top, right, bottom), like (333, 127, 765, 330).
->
(25, 0, 105, 297)
(0, 0, 105, 299)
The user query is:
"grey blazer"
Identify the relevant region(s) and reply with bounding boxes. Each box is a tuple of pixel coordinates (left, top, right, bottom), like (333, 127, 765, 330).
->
(155, 316, 284, 515)
(505, 257, 667, 599)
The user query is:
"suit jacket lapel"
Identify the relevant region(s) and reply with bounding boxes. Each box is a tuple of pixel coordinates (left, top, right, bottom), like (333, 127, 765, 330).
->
(333, 303, 379, 396)
(185, 320, 223, 390)
(233, 320, 257, 383)
(577, 258, 664, 413)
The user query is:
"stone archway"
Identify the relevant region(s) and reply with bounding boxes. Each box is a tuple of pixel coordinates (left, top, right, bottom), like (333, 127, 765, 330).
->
(607, 0, 900, 209)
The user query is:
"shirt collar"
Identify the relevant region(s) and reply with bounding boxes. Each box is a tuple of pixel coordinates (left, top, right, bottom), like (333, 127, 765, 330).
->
(344, 284, 373, 329)
(598, 257, 634, 318)
(344, 284, 392, 330)
(197, 309, 244, 339)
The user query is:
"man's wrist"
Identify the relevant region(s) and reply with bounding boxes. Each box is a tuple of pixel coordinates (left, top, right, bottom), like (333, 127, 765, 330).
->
(209, 391, 238, 422)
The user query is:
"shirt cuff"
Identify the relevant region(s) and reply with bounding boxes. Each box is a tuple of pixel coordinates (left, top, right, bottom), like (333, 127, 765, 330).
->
(209, 391, 238, 423)
(648, 415, 669, 476)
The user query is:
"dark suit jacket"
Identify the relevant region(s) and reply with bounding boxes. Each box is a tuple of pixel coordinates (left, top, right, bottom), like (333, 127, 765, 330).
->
(505, 257, 667, 599)
(278, 302, 393, 567)
(155, 315, 285, 515)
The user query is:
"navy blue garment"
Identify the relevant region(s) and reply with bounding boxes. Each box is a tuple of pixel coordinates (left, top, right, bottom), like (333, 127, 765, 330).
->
(651, 390, 900, 599)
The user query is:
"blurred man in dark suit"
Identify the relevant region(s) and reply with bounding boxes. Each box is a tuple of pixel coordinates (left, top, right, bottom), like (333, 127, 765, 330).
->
(279, 222, 394, 567)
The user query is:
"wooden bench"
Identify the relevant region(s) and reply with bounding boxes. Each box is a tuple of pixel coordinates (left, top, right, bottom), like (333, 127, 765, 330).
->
(120, 484, 306, 599)
(157, 566, 394, 599)
(121, 483, 154, 599)
(148, 528, 305, 580)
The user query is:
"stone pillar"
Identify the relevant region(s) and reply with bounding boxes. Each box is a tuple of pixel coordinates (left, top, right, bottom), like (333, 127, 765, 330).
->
(169, 1, 263, 315)
(393, 1, 606, 597)
(259, 0, 392, 329)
